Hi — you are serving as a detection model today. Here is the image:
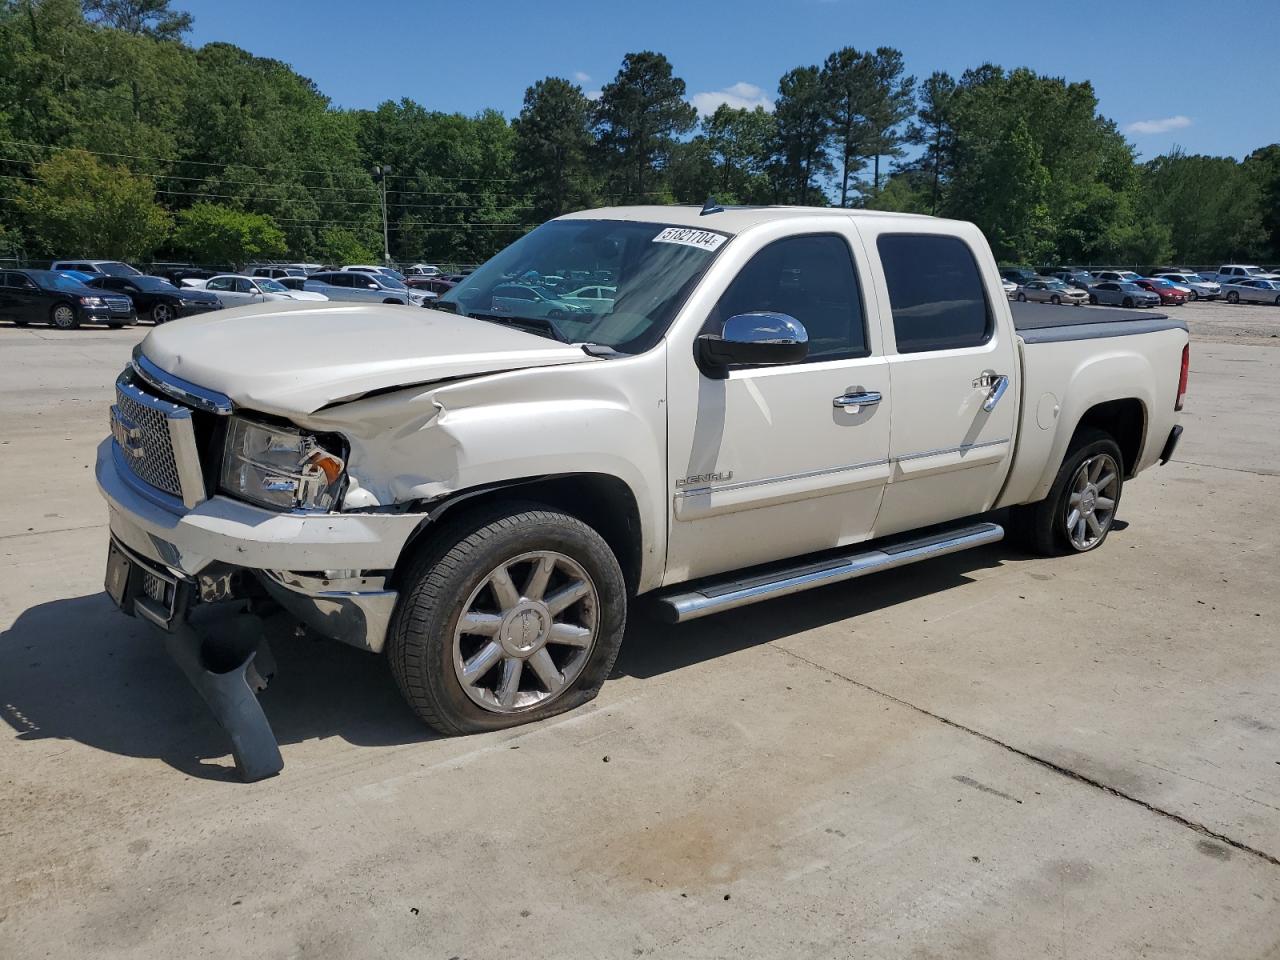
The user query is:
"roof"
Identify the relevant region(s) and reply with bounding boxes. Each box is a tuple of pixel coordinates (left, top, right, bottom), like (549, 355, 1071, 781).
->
(556, 204, 942, 234)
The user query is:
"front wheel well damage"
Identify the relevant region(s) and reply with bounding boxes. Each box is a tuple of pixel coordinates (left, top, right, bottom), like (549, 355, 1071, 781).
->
(1072, 398, 1146, 477)
(391, 473, 644, 595)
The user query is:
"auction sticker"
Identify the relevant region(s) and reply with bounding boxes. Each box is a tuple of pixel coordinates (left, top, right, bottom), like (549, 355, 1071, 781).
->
(652, 227, 728, 251)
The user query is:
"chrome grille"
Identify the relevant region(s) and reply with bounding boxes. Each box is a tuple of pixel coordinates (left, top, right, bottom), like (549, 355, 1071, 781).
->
(111, 372, 206, 508)
(104, 296, 132, 314)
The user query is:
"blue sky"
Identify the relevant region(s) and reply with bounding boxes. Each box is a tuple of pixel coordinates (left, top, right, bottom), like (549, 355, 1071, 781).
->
(182, 0, 1276, 160)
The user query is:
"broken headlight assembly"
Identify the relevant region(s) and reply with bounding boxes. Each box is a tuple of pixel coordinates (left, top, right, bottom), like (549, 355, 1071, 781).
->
(219, 417, 346, 511)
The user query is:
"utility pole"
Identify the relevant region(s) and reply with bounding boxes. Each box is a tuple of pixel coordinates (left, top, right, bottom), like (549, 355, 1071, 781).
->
(372, 164, 391, 265)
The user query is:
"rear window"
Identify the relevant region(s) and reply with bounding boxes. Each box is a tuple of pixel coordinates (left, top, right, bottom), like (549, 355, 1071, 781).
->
(877, 234, 992, 353)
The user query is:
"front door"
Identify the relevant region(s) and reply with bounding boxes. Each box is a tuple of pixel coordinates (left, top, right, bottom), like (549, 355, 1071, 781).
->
(862, 228, 1019, 536)
(664, 227, 892, 584)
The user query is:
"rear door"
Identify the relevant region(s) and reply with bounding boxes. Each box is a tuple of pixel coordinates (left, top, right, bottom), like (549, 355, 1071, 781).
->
(5, 272, 43, 322)
(861, 228, 1019, 537)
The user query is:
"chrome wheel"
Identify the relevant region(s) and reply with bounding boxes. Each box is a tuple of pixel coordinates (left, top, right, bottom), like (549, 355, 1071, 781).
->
(152, 302, 172, 324)
(1065, 453, 1119, 550)
(453, 551, 598, 714)
(51, 305, 76, 329)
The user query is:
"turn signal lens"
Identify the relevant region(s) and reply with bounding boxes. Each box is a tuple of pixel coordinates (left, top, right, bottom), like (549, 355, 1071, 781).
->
(1175, 344, 1189, 411)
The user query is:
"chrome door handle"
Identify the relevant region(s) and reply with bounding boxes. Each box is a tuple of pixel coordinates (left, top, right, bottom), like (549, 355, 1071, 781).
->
(981, 375, 1009, 412)
(833, 391, 882, 409)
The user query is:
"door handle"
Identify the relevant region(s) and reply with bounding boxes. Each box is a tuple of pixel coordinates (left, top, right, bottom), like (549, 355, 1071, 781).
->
(833, 391, 882, 409)
(981, 375, 1009, 412)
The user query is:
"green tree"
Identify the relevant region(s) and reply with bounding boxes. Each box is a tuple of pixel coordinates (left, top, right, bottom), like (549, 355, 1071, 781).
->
(1242, 144, 1280, 260)
(774, 65, 831, 205)
(906, 71, 956, 214)
(82, 0, 192, 39)
(863, 47, 915, 196)
(513, 77, 596, 220)
(16, 148, 170, 258)
(171, 202, 285, 265)
(593, 51, 697, 201)
(701, 104, 777, 203)
(314, 227, 376, 266)
(820, 47, 872, 207)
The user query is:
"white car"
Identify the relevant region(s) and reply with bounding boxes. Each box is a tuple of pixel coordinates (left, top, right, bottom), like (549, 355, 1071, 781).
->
(406, 264, 440, 277)
(1001, 278, 1018, 299)
(1221, 278, 1280, 305)
(204, 275, 328, 307)
(306, 270, 424, 306)
(1206, 264, 1280, 284)
(95, 205, 1188, 779)
(1153, 272, 1220, 301)
(344, 264, 406, 282)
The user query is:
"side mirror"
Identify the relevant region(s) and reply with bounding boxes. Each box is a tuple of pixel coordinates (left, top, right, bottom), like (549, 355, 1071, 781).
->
(697, 312, 808, 375)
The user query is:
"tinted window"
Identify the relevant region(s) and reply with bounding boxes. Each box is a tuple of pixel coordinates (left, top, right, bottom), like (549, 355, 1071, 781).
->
(207, 277, 231, 291)
(709, 234, 868, 363)
(878, 234, 991, 353)
(234, 279, 254, 293)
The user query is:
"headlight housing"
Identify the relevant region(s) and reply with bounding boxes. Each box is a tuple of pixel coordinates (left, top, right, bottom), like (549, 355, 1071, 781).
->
(80, 296, 103, 306)
(219, 417, 346, 511)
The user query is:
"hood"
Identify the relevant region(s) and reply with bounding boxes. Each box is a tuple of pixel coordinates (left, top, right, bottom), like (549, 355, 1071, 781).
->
(138, 301, 595, 417)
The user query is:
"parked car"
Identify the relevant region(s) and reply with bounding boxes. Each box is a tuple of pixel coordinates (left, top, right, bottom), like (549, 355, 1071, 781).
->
(1152, 272, 1220, 301)
(404, 276, 457, 297)
(344, 264, 407, 282)
(0, 269, 136, 328)
(204, 275, 327, 307)
(1090, 270, 1144, 284)
(305, 270, 415, 305)
(49, 259, 142, 278)
(247, 265, 310, 280)
(1015, 278, 1088, 306)
(490, 282, 593, 321)
(1221, 278, 1280, 305)
(406, 264, 440, 277)
(562, 285, 617, 304)
(1133, 278, 1187, 306)
(150, 265, 219, 287)
(95, 205, 1189, 778)
(1206, 264, 1280, 284)
(86, 274, 223, 324)
(1052, 270, 1094, 291)
(1088, 281, 1161, 308)
(999, 267, 1037, 284)
(1001, 278, 1018, 299)
(56, 270, 99, 284)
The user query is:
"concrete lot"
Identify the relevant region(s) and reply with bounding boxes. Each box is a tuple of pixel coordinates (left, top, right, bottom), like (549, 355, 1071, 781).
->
(2, 299, 1279, 959)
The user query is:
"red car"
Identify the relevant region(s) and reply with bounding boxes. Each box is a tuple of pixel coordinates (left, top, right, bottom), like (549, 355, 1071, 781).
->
(1134, 278, 1187, 305)
(404, 276, 457, 296)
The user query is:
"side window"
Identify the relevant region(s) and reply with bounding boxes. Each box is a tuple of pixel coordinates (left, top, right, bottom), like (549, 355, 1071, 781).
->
(0, 272, 15, 287)
(709, 233, 868, 363)
(236, 279, 255, 294)
(207, 277, 230, 292)
(877, 234, 991, 354)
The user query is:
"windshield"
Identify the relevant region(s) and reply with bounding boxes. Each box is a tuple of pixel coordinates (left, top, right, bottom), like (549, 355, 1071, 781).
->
(374, 274, 407, 290)
(438, 219, 727, 353)
(1045, 280, 1068, 289)
(134, 276, 177, 291)
(98, 261, 142, 277)
(258, 278, 288, 293)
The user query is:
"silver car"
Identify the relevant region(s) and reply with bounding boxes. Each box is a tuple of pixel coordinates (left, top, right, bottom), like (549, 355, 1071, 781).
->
(490, 283, 592, 320)
(1153, 272, 1220, 301)
(305, 270, 421, 305)
(1015, 278, 1088, 306)
(1089, 281, 1160, 308)
(1221, 278, 1280, 305)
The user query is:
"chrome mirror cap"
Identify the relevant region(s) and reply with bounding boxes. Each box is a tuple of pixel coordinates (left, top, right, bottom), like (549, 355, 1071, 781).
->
(722, 312, 809, 347)
(697, 312, 809, 374)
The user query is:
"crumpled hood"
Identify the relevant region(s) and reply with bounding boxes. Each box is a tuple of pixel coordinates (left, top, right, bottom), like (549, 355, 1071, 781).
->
(139, 301, 594, 417)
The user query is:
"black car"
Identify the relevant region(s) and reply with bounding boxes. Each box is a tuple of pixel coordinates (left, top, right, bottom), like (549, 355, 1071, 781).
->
(86, 274, 222, 324)
(0, 269, 136, 329)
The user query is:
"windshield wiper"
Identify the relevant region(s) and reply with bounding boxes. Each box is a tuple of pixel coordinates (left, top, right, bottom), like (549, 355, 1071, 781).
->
(465, 311, 569, 343)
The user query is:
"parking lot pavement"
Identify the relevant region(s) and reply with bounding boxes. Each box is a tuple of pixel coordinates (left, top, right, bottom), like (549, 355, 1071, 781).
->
(2, 320, 1279, 959)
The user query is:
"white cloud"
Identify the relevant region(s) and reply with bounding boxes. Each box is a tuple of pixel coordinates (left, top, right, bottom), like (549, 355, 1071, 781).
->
(1124, 115, 1192, 135)
(689, 81, 775, 117)
(585, 89, 602, 102)
(573, 71, 591, 83)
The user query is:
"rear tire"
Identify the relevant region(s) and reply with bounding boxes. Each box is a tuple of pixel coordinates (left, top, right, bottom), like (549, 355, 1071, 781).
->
(1188, 290, 1198, 301)
(1010, 428, 1124, 556)
(388, 504, 627, 735)
(1050, 294, 1061, 305)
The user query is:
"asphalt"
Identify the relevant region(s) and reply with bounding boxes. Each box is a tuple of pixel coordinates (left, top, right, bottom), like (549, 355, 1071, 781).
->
(2, 300, 1279, 959)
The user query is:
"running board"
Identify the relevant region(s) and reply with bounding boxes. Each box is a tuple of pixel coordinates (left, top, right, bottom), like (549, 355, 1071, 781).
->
(654, 521, 1004, 623)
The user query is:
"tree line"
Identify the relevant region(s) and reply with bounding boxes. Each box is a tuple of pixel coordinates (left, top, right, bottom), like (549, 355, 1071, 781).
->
(1, 0, 1276, 267)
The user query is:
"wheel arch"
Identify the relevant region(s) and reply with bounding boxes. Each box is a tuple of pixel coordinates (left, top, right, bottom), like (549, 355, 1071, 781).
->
(1071, 397, 1146, 478)
(392, 472, 646, 596)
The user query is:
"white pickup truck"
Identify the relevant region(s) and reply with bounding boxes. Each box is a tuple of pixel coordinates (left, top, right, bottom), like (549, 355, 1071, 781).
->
(97, 205, 1189, 779)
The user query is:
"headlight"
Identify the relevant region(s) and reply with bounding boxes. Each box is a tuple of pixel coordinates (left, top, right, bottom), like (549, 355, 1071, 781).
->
(220, 417, 346, 511)
(80, 296, 103, 306)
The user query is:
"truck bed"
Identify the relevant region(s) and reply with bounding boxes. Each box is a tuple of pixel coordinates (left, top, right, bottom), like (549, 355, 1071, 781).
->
(1011, 301, 1185, 344)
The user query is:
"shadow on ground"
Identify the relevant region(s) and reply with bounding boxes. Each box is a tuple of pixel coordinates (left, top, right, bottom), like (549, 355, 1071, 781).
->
(1, 525, 1069, 781)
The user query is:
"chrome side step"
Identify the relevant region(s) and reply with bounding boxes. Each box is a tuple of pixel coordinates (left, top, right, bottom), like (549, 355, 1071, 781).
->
(654, 521, 1004, 623)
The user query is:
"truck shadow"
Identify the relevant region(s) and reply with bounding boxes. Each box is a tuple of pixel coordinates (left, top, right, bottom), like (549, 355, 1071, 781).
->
(0, 592, 431, 782)
(0, 523, 1098, 781)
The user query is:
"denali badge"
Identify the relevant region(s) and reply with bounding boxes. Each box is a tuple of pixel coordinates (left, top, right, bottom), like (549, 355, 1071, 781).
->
(676, 471, 733, 488)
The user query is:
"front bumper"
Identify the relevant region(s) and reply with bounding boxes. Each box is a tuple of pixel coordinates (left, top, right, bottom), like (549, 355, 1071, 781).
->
(96, 438, 423, 653)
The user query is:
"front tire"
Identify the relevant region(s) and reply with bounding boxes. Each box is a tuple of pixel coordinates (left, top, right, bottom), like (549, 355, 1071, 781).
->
(1188, 290, 1198, 301)
(1227, 291, 1240, 304)
(151, 302, 173, 324)
(388, 505, 627, 735)
(1016, 292, 1027, 302)
(1010, 428, 1123, 556)
(1088, 293, 1098, 304)
(50, 304, 79, 329)
(1050, 294, 1061, 305)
